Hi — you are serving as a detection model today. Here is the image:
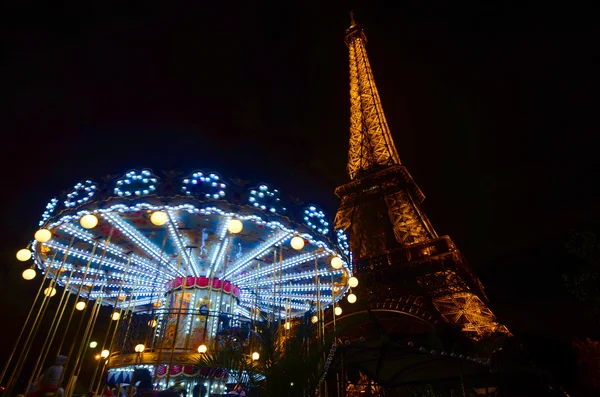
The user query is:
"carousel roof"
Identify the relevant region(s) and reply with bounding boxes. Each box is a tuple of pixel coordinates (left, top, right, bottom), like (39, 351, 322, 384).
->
(29, 169, 350, 318)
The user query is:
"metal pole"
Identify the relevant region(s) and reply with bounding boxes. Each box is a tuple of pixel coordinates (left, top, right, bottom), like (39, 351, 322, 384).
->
(64, 229, 115, 397)
(5, 238, 72, 397)
(29, 265, 77, 388)
(0, 259, 53, 386)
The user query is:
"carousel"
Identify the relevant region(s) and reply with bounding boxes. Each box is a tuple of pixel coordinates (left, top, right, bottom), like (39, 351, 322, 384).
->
(3, 169, 357, 397)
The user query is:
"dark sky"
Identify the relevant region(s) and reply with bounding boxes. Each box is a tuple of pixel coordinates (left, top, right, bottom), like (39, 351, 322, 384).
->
(2, 0, 599, 378)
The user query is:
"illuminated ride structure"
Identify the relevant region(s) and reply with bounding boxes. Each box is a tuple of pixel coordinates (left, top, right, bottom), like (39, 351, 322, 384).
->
(4, 170, 352, 397)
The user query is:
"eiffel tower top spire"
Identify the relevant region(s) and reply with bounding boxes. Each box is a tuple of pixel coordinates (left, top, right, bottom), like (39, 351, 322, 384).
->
(344, 13, 401, 180)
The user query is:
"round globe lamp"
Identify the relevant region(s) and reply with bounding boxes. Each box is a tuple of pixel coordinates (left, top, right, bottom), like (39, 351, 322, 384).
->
(75, 301, 86, 311)
(311, 315, 318, 324)
(89, 341, 98, 348)
(100, 350, 110, 358)
(134, 344, 145, 353)
(111, 312, 120, 321)
(334, 306, 343, 316)
(34, 229, 52, 243)
(331, 256, 343, 269)
(44, 287, 57, 297)
(227, 219, 243, 234)
(347, 293, 357, 304)
(22, 268, 36, 280)
(16, 249, 32, 262)
(80, 214, 98, 229)
(348, 276, 359, 288)
(290, 236, 305, 250)
(251, 352, 260, 361)
(198, 344, 207, 354)
(150, 211, 168, 226)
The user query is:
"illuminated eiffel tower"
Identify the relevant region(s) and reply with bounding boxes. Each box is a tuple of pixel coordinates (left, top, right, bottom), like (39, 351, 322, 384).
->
(334, 13, 510, 344)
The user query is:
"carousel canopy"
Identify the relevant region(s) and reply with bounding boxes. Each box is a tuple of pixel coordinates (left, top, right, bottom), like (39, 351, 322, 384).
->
(30, 169, 350, 318)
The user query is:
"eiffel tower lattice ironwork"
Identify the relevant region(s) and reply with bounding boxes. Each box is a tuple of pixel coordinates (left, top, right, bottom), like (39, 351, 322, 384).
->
(334, 15, 510, 340)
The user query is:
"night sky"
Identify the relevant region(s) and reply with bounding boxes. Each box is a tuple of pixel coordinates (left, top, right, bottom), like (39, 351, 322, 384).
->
(2, 1, 599, 387)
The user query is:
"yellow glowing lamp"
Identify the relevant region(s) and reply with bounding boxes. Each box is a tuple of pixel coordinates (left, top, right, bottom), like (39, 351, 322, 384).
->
(227, 219, 243, 234)
(34, 229, 52, 243)
(100, 349, 110, 358)
(251, 352, 260, 361)
(22, 268, 36, 280)
(348, 276, 359, 288)
(347, 293, 357, 304)
(80, 214, 98, 229)
(90, 341, 98, 348)
(198, 344, 207, 354)
(284, 322, 291, 330)
(334, 306, 343, 316)
(75, 301, 86, 311)
(330, 256, 343, 269)
(150, 211, 168, 226)
(311, 315, 318, 324)
(111, 311, 121, 321)
(16, 248, 32, 262)
(290, 236, 305, 250)
(134, 344, 145, 353)
(44, 287, 57, 297)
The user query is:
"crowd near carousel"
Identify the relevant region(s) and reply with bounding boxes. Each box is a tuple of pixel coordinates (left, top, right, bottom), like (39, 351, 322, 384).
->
(2, 169, 358, 397)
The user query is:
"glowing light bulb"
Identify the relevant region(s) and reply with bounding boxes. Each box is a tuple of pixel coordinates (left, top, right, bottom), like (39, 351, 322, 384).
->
(111, 311, 120, 321)
(251, 352, 259, 361)
(228, 219, 243, 234)
(34, 229, 52, 243)
(150, 211, 168, 226)
(334, 306, 343, 316)
(44, 287, 57, 297)
(331, 256, 343, 269)
(80, 214, 98, 229)
(198, 344, 207, 353)
(100, 349, 109, 358)
(290, 236, 305, 250)
(22, 268, 36, 280)
(347, 293, 357, 304)
(90, 341, 98, 348)
(16, 249, 32, 262)
(134, 344, 145, 353)
(75, 301, 86, 311)
(348, 276, 359, 288)
(284, 322, 291, 330)
(311, 315, 318, 324)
